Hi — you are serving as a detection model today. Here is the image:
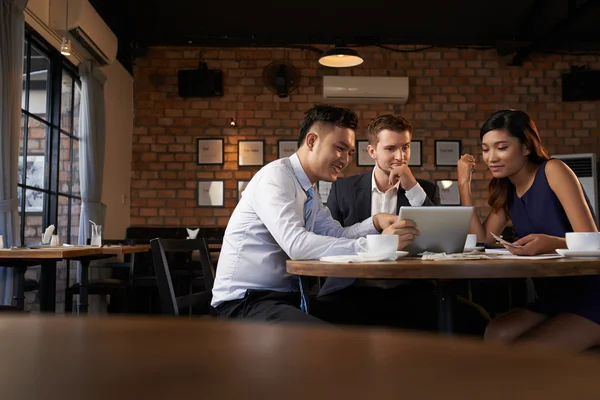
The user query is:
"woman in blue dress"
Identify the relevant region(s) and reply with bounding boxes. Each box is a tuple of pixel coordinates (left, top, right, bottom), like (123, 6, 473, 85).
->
(458, 109, 600, 352)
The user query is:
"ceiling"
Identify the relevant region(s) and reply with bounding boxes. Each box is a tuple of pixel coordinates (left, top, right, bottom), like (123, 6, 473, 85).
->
(89, 0, 600, 73)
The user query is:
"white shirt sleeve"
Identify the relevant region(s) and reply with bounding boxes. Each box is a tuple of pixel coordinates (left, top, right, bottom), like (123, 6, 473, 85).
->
(251, 166, 368, 260)
(404, 182, 427, 207)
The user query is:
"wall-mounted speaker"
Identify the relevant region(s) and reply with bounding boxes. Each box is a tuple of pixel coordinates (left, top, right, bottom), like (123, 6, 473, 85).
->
(562, 69, 600, 102)
(178, 64, 223, 97)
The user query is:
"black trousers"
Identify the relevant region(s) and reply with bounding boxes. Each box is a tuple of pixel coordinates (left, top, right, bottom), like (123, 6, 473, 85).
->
(311, 284, 489, 335)
(214, 289, 327, 325)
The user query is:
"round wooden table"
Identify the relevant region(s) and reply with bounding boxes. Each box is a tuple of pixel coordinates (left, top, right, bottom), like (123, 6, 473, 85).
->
(287, 257, 600, 333)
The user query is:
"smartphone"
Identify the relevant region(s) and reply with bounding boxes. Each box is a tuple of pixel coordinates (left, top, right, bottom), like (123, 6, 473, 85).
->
(490, 232, 523, 248)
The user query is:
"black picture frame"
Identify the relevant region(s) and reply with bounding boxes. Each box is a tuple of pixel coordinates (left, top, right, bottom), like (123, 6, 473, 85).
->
(238, 140, 265, 166)
(196, 138, 224, 165)
(408, 140, 422, 167)
(277, 140, 298, 159)
(197, 180, 225, 207)
(435, 140, 461, 167)
(356, 140, 375, 167)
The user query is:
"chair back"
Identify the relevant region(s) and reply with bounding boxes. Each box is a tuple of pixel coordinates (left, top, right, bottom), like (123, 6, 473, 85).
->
(150, 238, 214, 316)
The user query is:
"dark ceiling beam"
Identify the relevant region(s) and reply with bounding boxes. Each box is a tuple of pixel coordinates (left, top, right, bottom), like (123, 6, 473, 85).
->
(516, 0, 600, 58)
(514, 0, 552, 41)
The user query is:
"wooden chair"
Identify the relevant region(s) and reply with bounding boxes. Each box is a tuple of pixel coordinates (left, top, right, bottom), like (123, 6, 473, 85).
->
(149, 238, 215, 316)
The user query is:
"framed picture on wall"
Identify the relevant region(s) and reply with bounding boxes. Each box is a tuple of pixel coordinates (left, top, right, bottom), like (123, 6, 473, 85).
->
(277, 140, 298, 159)
(436, 180, 461, 206)
(435, 140, 461, 166)
(238, 140, 265, 166)
(238, 180, 250, 201)
(408, 140, 422, 167)
(356, 140, 375, 167)
(197, 180, 225, 207)
(197, 138, 224, 165)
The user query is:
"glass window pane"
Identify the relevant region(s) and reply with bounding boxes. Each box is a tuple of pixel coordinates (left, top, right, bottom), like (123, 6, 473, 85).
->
(72, 138, 80, 196)
(24, 188, 45, 215)
(73, 82, 81, 137)
(71, 197, 81, 245)
(28, 46, 50, 122)
(27, 117, 48, 159)
(22, 40, 28, 110)
(59, 133, 72, 194)
(58, 195, 70, 245)
(23, 210, 43, 246)
(61, 73, 73, 133)
(23, 153, 46, 190)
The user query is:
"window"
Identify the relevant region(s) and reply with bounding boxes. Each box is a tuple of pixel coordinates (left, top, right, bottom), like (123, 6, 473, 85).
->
(19, 30, 81, 247)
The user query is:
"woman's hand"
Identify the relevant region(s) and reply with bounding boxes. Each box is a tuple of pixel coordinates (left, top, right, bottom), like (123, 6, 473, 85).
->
(504, 234, 565, 256)
(457, 154, 477, 187)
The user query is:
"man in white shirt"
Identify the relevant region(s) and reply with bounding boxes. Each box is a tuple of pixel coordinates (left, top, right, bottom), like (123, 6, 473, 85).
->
(211, 105, 419, 324)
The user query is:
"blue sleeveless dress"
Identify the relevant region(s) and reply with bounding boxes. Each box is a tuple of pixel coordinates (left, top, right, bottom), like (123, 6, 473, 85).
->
(507, 159, 600, 324)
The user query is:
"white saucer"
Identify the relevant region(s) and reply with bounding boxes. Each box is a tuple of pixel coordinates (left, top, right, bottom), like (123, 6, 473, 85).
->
(356, 251, 409, 261)
(464, 246, 485, 252)
(555, 249, 600, 258)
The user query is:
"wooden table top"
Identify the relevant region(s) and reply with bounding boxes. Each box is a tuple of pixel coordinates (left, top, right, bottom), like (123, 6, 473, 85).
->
(0, 246, 104, 259)
(287, 257, 600, 279)
(0, 244, 150, 260)
(101, 244, 151, 255)
(1, 316, 599, 400)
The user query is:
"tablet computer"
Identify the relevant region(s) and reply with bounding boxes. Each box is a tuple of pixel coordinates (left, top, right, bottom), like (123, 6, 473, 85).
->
(398, 206, 473, 254)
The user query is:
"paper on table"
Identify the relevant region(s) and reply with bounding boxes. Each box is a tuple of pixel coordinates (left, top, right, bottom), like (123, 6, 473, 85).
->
(495, 254, 564, 260)
(485, 248, 564, 259)
(421, 252, 492, 260)
(186, 228, 199, 239)
(319, 255, 362, 263)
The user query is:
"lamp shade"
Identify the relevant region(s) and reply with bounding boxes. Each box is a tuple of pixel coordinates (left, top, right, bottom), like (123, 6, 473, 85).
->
(318, 47, 363, 68)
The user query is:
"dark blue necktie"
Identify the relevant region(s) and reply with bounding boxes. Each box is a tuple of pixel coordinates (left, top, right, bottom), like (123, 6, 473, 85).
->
(298, 187, 313, 312)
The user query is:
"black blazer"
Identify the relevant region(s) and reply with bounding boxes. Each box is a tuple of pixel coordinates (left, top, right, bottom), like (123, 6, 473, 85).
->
(326, 172, 441, 227)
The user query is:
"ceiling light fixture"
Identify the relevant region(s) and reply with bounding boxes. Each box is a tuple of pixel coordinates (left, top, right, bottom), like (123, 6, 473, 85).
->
(60, 0, 71, 56)
(318, 47, 363, 68)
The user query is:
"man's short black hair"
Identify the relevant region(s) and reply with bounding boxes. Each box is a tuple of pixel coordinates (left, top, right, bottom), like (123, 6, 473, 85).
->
(297, 104, 358, 147)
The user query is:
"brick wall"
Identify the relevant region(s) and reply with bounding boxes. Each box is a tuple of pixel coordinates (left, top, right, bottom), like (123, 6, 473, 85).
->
(132, 45, 600, 227)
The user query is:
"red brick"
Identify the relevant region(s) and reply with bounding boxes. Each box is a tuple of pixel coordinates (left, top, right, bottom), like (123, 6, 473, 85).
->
(132, 45, 600, 228)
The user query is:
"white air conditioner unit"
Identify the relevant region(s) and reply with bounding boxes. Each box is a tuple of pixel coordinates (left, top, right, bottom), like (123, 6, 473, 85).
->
(49, 0, 118, 65)
(553, 153, 599, 223)
(322, 76, 409, 104)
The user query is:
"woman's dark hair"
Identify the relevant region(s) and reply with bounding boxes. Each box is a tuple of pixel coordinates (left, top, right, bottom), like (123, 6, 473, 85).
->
(297, 104, 358, 147)
(480, 109, 550, 214)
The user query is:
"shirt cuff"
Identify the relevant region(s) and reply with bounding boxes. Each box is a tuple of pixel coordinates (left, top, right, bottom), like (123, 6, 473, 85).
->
(405, 182, 427, 207)
(362, 216, 380, 235)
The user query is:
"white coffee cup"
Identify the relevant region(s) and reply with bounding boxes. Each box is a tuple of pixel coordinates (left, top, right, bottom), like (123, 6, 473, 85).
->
(366, 234, 399, 254)
(565, 232, 600, 251)
(464, 234, 477, 249)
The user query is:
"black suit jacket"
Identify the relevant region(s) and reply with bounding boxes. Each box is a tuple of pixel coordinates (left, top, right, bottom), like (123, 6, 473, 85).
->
(326, 172, 441, 227)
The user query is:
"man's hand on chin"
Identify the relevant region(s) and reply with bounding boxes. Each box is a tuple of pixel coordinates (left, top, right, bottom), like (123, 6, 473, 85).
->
(388, 165, 417, 191)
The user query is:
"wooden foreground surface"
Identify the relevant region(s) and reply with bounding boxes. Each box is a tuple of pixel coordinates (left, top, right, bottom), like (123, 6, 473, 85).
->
(1, 316, 599, 399)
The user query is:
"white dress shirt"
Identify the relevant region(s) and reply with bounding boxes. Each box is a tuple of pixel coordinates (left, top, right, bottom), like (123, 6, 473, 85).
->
(211, 154, 377, 308)
(370, 169, 427, 215)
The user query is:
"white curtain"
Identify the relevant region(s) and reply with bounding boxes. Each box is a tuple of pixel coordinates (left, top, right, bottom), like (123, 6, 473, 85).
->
(0, 0, 27, 305)
(76, 61, 107, 312)
(77, 61, 107, 246)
